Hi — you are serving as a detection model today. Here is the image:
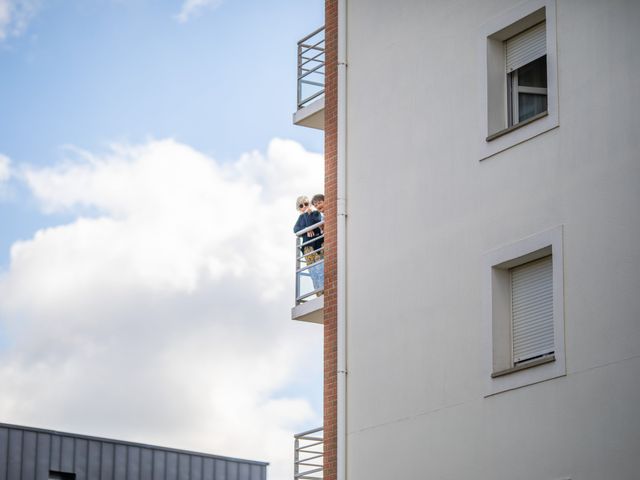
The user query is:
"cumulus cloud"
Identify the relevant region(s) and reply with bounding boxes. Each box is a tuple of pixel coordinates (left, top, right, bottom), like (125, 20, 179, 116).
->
(0, 153, 12, 199)
(0, 153, 10, 182)
(0, 0, 40, 41)
(0, 138, 324, 479)
(176, 0, 223, 23)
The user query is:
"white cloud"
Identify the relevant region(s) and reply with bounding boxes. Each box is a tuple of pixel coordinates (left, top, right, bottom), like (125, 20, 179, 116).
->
(0, 153, 12, 199)
(0, 138, 324, 479)
(0, 0, 40, 41)
(176, 0, 223, 24)
(0, 153, 10, 182)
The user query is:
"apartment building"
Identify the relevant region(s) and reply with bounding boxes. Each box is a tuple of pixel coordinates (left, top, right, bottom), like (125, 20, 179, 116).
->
(292, 1, 640, 479)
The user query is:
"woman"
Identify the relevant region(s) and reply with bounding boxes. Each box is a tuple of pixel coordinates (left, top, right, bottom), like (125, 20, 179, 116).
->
(293, 195, 324, 293)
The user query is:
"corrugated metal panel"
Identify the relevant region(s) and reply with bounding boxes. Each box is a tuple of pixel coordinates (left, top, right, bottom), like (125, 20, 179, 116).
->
(191, 455, 203, 480)
(239, 463, 250, 480)
(87, 442, 101, 480)
(7, 429, 22, 480)
(50, 435, 61, 472)
(127, 446, 140, 480)
(100, 442, 114, 480)
(506, 21, 546, 72)
(203, 458, 215, 480)
(167, 451, 179, 480)
(178, 453, 190, 480)
(0, 424, 267, 480)
(22, 432, 37, 480)
(0, 428, 8, 478)
(140, 448, 153, 480)
(60, 436, 74, 472)
(214, 459, 226, 479)
(511, 255, 554, 364)
(75, 439, 88, 480)
(153, 449, 165, 480)
(36, 434, 51, 479)
(228, 461, 239, 480)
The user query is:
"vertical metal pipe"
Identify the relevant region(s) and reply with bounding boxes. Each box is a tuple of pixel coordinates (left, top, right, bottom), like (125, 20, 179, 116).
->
(297, 43, 302, 108)
(295, 236, 301, 303)
(336, 1, 348, 480)
(294, 437, 299, 477)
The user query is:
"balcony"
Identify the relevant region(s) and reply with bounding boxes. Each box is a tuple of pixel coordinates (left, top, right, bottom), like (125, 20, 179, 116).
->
(292, 220, 324, 324)
(294, 427, 323, 480)
(293, 26, 325, 130)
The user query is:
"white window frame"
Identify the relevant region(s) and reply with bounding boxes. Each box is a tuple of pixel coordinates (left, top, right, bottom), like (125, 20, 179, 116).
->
(478, 0, 558, 160)
(482, 226, 565, 396)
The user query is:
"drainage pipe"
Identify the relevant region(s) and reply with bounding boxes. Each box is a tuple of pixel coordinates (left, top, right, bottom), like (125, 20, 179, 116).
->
(336, 0, 347, 479)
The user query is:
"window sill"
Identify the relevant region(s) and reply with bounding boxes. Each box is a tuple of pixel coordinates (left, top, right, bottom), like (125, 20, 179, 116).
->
(491, 354, 555, 378)
(486, 111, 548, 142)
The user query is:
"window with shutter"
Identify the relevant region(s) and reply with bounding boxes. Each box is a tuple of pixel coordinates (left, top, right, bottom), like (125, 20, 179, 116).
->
(510, 255, 554, 364)
(506, 21, 548, 126)
(481, 0, 559, 157)
(505, 21, 546, 73)
(483, 226, 566, 396)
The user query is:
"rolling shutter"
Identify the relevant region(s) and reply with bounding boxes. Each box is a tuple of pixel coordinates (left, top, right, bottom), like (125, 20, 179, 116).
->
(506, 21, 546, 73)
(511, 255, 554, 364)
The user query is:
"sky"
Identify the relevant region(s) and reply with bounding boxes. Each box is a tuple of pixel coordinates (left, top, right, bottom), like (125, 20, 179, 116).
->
(0, 1, 324, 479)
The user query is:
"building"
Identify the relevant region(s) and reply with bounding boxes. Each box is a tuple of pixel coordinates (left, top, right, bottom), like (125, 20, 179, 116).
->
(0, 423, 267, 480)
(292, 0, 640, 479)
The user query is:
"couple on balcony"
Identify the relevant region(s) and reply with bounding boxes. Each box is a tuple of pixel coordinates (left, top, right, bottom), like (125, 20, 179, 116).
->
(294, 194, 325, 294)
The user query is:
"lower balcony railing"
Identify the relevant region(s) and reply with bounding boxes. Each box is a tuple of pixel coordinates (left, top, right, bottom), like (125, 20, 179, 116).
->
(294, 427, 323, 480)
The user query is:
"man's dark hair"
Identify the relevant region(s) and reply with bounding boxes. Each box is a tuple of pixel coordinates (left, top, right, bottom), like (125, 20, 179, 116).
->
(312, 193, 325, 204)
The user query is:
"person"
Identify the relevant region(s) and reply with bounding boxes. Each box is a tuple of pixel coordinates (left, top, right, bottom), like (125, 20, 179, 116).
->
(311, 193, 325, 259)
(311, 193, 325, 216)
(293, 195, 324, 293)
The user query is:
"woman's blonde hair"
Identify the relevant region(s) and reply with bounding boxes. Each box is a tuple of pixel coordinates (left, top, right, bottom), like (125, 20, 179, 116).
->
(296, 195, 309, 210)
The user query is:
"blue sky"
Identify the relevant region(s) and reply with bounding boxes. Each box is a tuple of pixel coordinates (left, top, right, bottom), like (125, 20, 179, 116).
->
(0, 2, 324, 478)
(0, 0, 324, 267)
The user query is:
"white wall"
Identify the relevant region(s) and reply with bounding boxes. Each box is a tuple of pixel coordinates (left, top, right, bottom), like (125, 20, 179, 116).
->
(343, 0, 640, 478)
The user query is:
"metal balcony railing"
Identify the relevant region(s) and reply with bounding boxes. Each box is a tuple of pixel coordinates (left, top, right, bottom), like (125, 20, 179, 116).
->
(297, 26, 325, 109)
(295, 221, 324, 304)
(294, 427, 323, 480)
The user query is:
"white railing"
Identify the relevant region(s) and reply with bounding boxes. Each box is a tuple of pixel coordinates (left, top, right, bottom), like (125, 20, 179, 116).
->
(295, 221, 324, 304)
(297, 26, 325, 109)
(294, 427, 323, 480)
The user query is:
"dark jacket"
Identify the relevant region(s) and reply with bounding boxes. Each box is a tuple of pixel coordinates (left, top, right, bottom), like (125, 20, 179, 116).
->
(294, 211, 323, 252)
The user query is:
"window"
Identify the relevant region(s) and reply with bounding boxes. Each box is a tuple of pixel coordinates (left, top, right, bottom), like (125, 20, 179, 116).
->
(479, 0, 558, 160)
(510, 255, 554, 365)
(482, 226, 565, 396)
(49, 472, 76, 480)
(506, 23, 547, 126)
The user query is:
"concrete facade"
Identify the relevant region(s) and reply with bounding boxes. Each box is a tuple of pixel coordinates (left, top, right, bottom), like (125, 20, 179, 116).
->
(337, 0, 640, 478)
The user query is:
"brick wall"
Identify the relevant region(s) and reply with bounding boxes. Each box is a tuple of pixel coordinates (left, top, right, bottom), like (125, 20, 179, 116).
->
(323, 1, 338, 480)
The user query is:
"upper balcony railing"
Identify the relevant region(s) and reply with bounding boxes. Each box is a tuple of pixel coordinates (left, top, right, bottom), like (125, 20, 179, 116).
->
(294, 427, 323, 480)
(295, 220, 324, 305)
(297, 26, 325, 109)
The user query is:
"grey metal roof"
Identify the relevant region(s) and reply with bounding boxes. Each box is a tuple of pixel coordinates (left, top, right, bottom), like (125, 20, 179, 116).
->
(0, 423, 267, 480)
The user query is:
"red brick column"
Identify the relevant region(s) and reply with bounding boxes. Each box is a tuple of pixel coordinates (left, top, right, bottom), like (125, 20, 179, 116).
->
(323, 1, 338, 480)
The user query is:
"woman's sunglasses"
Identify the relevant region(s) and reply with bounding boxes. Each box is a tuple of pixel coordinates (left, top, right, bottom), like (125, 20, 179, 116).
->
(298, 202, 309, 209)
